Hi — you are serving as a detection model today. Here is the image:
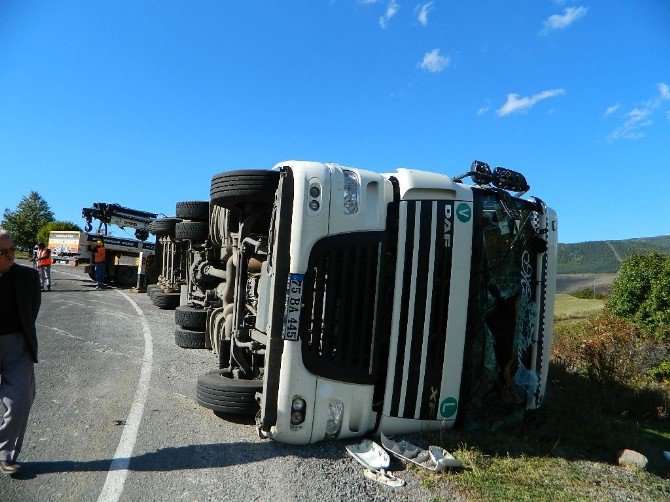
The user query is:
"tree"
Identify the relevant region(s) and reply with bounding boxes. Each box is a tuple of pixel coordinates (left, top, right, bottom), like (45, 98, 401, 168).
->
(1, 191, 55, 251)
(607, 252, 670, 338)
(37, 221, 82, 247)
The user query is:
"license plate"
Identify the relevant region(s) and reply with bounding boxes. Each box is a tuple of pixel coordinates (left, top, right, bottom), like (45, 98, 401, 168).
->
(282, 273, 304, 341)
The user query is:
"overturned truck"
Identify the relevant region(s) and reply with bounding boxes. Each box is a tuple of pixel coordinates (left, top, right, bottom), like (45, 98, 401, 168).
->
(171, 160, 557, 445)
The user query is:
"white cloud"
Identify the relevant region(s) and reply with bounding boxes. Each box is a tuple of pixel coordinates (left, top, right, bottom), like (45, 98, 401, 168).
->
(477, 107, 490, 116)
(541, 6, 588, 34)
(360, 0, 381, 4)
(604, 104, 620, 117)
(379, 0, 399, 28)
(416, 2, 433, 26)
(609, 83, 670, 141)
(496, 89, 566, 116)
(418, 49, 450, 73)
(659, 83, 670, 100)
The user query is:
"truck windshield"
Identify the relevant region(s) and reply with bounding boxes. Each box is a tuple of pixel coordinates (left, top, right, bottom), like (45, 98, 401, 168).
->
(460, 190, 542, 424)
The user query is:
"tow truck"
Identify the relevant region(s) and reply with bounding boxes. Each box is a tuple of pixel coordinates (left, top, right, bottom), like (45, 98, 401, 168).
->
(47, 203, 159, 286)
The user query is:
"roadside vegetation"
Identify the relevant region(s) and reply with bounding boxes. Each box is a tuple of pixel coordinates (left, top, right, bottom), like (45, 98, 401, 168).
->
(1, 191, 79, 256)
(426, 252, 670, 501)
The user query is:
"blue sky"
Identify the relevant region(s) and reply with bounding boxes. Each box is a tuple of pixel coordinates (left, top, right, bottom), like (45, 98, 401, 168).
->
(1, 1, 669, 243)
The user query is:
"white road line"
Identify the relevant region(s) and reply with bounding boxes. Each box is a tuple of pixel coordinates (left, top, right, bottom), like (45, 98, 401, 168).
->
(49, 268, 86, 280)
(97, 289, 154, 502)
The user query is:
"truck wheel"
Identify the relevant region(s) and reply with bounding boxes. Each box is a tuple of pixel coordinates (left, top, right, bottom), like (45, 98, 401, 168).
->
(196, 370, 261, 415)
(175, 326, 206, 349)
(150, 217, 181, 237)
(210, 170, 280, 209)
(175, 305, 207, 330)
(114, 266, 137, 287)
(152, 291, 180, 309)
(176, 201, 209, 222)
(174, 221, 208, 242)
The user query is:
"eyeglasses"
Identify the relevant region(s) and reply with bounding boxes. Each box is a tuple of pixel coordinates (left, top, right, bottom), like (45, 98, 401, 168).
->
(0, 247, 16, 256)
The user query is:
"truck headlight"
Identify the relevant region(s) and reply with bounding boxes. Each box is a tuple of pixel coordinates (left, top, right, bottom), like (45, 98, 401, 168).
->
(325, 399, 344, 438)
(342, 170, 359, 215)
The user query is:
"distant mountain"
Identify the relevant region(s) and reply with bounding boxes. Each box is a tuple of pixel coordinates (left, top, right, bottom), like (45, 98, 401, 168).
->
(557, 235, 670, 274)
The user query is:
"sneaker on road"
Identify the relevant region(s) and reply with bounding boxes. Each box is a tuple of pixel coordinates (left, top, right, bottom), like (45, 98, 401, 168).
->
(0, 460, 21, 475)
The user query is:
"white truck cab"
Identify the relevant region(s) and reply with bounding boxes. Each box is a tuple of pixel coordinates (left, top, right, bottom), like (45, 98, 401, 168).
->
(192, 160, 557, 445)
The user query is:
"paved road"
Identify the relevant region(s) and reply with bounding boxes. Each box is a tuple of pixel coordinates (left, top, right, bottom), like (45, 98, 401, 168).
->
(1, 264, 456, 502)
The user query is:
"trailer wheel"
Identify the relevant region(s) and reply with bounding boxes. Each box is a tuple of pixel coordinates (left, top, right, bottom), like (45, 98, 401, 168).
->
(175, 305, 207, 330)
(176, 201, 209, 222)
(174, 221, 208, 242)
(150, 217, 181, 237)
(114, 266, 137, 287)
(210, 170, 280, 209)
(196, 370, 261, 415)
(152, 291, 180, 309)
(175, 326, 206, 349)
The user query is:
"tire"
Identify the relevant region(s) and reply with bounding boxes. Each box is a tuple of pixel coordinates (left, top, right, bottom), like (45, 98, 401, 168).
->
(114, 266, 137, 287)
(147, 284, 159, 297)
(196, 370, 261, 415)
(174, 221, 208, 242)
(175, 305, 207, 329)
(152, 292, 180, 309)
(210, 170, 280, 209)
(176, 201, 209, 222)
(175, 326, 206, 349)
(150, 217, 181, 237)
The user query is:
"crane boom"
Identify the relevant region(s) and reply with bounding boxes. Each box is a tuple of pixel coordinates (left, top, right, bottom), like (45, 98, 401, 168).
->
(82, 202, 157, 241)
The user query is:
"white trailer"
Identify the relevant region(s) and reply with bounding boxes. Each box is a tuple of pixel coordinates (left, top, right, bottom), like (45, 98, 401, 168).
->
(48, 230, 156, 286)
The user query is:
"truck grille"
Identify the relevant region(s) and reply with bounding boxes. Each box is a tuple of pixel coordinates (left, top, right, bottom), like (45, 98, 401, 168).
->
(300, 232, 385, 384)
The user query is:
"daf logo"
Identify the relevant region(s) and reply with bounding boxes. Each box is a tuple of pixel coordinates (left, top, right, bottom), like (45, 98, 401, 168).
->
(443, 204, 452, 248)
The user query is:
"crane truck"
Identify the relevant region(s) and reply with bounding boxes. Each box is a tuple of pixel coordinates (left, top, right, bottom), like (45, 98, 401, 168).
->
(47, 203, 159, 287)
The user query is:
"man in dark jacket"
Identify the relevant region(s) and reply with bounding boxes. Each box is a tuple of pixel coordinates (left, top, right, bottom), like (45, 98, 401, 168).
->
(0, 230, 41, 475)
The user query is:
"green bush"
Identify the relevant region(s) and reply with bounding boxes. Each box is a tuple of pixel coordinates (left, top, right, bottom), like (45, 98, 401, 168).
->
(570, 287, 607, 300)
(552, 316, 641, 385)
(551, 315, 668, 417)
(607, 252, 670, 339)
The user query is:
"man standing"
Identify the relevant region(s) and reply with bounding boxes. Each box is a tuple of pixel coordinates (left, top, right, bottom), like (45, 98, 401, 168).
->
(36, 242, 52, 291)
(0, 230, 41, 476)
(90, 240, 106, 289)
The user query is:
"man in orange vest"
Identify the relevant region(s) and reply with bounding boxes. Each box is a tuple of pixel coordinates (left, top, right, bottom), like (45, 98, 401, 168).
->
(90, 240, 106, 289)
(35, 243, 52, 292)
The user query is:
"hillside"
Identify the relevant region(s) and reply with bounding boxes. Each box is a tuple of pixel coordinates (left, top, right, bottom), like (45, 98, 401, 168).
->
(557, 235, 670, 274)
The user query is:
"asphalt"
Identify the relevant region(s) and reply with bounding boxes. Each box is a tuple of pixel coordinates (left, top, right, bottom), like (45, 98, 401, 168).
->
(0, 263, 459, 502)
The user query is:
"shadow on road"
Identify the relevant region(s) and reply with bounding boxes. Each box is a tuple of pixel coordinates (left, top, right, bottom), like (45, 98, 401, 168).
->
(13, 441, 340, 479)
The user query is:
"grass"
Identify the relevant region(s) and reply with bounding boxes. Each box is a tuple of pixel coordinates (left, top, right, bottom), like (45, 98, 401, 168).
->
(554, 293, 605, 323)
(424, 364, 670, 500)
(413, 297, 670, 501)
